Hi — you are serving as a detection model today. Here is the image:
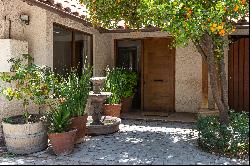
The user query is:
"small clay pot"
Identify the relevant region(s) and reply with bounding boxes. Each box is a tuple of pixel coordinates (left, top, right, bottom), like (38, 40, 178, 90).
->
(121, 95, 134, 113)
(103, 104, 122, 117)
(48, 129, 77, 156)
(69, 114, 88, 144)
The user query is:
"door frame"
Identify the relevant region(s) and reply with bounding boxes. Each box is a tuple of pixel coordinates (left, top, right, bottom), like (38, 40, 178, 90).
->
(114, 37, 176, 112)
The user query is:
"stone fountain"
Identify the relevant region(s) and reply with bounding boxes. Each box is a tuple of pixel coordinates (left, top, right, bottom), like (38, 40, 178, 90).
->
(86, 77, 121, 135)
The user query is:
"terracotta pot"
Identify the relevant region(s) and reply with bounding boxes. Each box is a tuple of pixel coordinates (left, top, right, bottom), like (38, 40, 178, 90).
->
(121, 95, 134, 113)
(103, 104, 121, 118)
(48, 129, 77, 156)
(69, 114, 88, 144)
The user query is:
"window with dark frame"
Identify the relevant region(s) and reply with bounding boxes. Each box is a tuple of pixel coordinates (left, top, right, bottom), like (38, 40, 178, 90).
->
(53, 24, 93, 76)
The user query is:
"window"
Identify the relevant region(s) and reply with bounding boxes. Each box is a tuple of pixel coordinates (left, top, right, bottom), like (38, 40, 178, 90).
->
(53, 24, 93, 76)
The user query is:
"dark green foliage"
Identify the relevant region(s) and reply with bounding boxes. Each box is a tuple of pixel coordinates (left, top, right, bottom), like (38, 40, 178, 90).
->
(103, 67, 124, 104)
(46, 67, 92, 133)
(46, 106, 71, 133)
(121, 69, 138, 98)
(103, 67, 138, 104)
(196, 111, 249, 157)
(0, 54, 57, 123)
(58, 67, 92, 117)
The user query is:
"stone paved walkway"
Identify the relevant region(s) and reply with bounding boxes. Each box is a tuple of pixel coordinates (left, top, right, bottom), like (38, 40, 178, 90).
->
(0, 120, 249, 165)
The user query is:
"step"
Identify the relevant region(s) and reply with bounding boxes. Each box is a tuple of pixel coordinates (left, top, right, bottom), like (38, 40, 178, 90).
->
(197, 108, 219, 118)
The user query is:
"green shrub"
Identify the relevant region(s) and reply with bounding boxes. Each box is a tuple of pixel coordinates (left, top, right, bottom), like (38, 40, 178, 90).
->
(0, 54, 57, 123)
(103, 67, 124, 104)
(46, 67, 92, 133)
(103, 67, 138, 104)
(196, 111, 249, 157)
(121, 69, 138, 98)
(58, 67, 92, 117)
(46, 104, 71, 133)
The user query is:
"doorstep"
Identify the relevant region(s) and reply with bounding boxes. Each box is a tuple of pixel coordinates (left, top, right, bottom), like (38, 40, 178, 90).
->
(120, 111, 197, 123)
(197, 108, 219, 118)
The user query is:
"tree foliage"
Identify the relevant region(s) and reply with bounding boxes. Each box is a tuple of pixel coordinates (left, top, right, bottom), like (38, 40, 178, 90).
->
(80, 0, 249, 124)
(81, 0, 248, 51)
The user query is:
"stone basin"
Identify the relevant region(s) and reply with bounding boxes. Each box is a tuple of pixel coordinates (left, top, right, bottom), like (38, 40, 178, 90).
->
(90, 77, 107, 93)
(89, 91, 112, 102)
(90, 77, 107, 86)
(86, 116, 121, 136)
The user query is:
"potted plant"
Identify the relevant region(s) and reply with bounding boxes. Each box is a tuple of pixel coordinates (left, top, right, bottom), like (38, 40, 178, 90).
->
(103, 67, 123, 117)
(61, 67, 92, 144)
(46, 99, 77, 156)
(120, 69, 138, 113)
(0, 54, 52, 155)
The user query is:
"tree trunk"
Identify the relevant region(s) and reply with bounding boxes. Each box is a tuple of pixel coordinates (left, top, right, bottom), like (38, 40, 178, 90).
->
(195, 33, 230, 125)
(218, 58, 229, 110)
(218, 57, 230, 124)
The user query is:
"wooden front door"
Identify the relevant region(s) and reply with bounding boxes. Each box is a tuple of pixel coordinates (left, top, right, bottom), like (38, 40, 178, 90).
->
(143, 38, 175, 112)
(228, 36, 249, 112)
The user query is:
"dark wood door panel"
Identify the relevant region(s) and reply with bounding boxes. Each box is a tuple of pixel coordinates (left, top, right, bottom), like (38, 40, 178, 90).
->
(228, 37, 249, 112)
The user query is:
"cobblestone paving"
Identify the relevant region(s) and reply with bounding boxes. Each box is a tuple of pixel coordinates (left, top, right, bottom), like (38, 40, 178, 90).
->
(0, 120, 249, 165)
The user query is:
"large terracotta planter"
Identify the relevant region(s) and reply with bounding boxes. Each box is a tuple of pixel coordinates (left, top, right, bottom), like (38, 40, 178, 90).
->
(103, 104, 121, 118)
(2, 115, 48, 155)
(121, 95, 134, 113)
(48, 129, 77, 156)
(69, 114, 88, 144)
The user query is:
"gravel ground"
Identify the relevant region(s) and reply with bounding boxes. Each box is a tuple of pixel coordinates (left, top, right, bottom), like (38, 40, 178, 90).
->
(0, 119, 249, 165)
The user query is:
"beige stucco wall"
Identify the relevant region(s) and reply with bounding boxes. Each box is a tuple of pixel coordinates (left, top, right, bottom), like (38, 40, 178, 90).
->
(111, 31, 202, 113)
(0, 0, 4, 39)
(0, 0, 111, 122)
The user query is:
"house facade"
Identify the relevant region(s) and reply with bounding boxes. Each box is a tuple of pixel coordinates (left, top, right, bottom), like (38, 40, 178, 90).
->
(0, 0, 249, 121)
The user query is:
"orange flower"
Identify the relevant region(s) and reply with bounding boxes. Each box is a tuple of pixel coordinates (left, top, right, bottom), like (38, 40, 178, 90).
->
(234, 4, 239, 11)
(219, 29, 225, 36)
(224, 7, 227, 11)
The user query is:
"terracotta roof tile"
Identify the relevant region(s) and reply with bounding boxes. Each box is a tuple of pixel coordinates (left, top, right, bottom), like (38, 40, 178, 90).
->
(34, 0, 88, 18)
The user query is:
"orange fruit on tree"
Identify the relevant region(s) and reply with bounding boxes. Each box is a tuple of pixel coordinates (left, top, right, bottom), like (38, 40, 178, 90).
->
(234, 4, 239, 11)
(219, 29, 225, 36)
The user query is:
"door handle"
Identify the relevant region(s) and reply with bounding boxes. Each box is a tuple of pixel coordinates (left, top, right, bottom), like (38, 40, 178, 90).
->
(154, 79, 163, 82)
